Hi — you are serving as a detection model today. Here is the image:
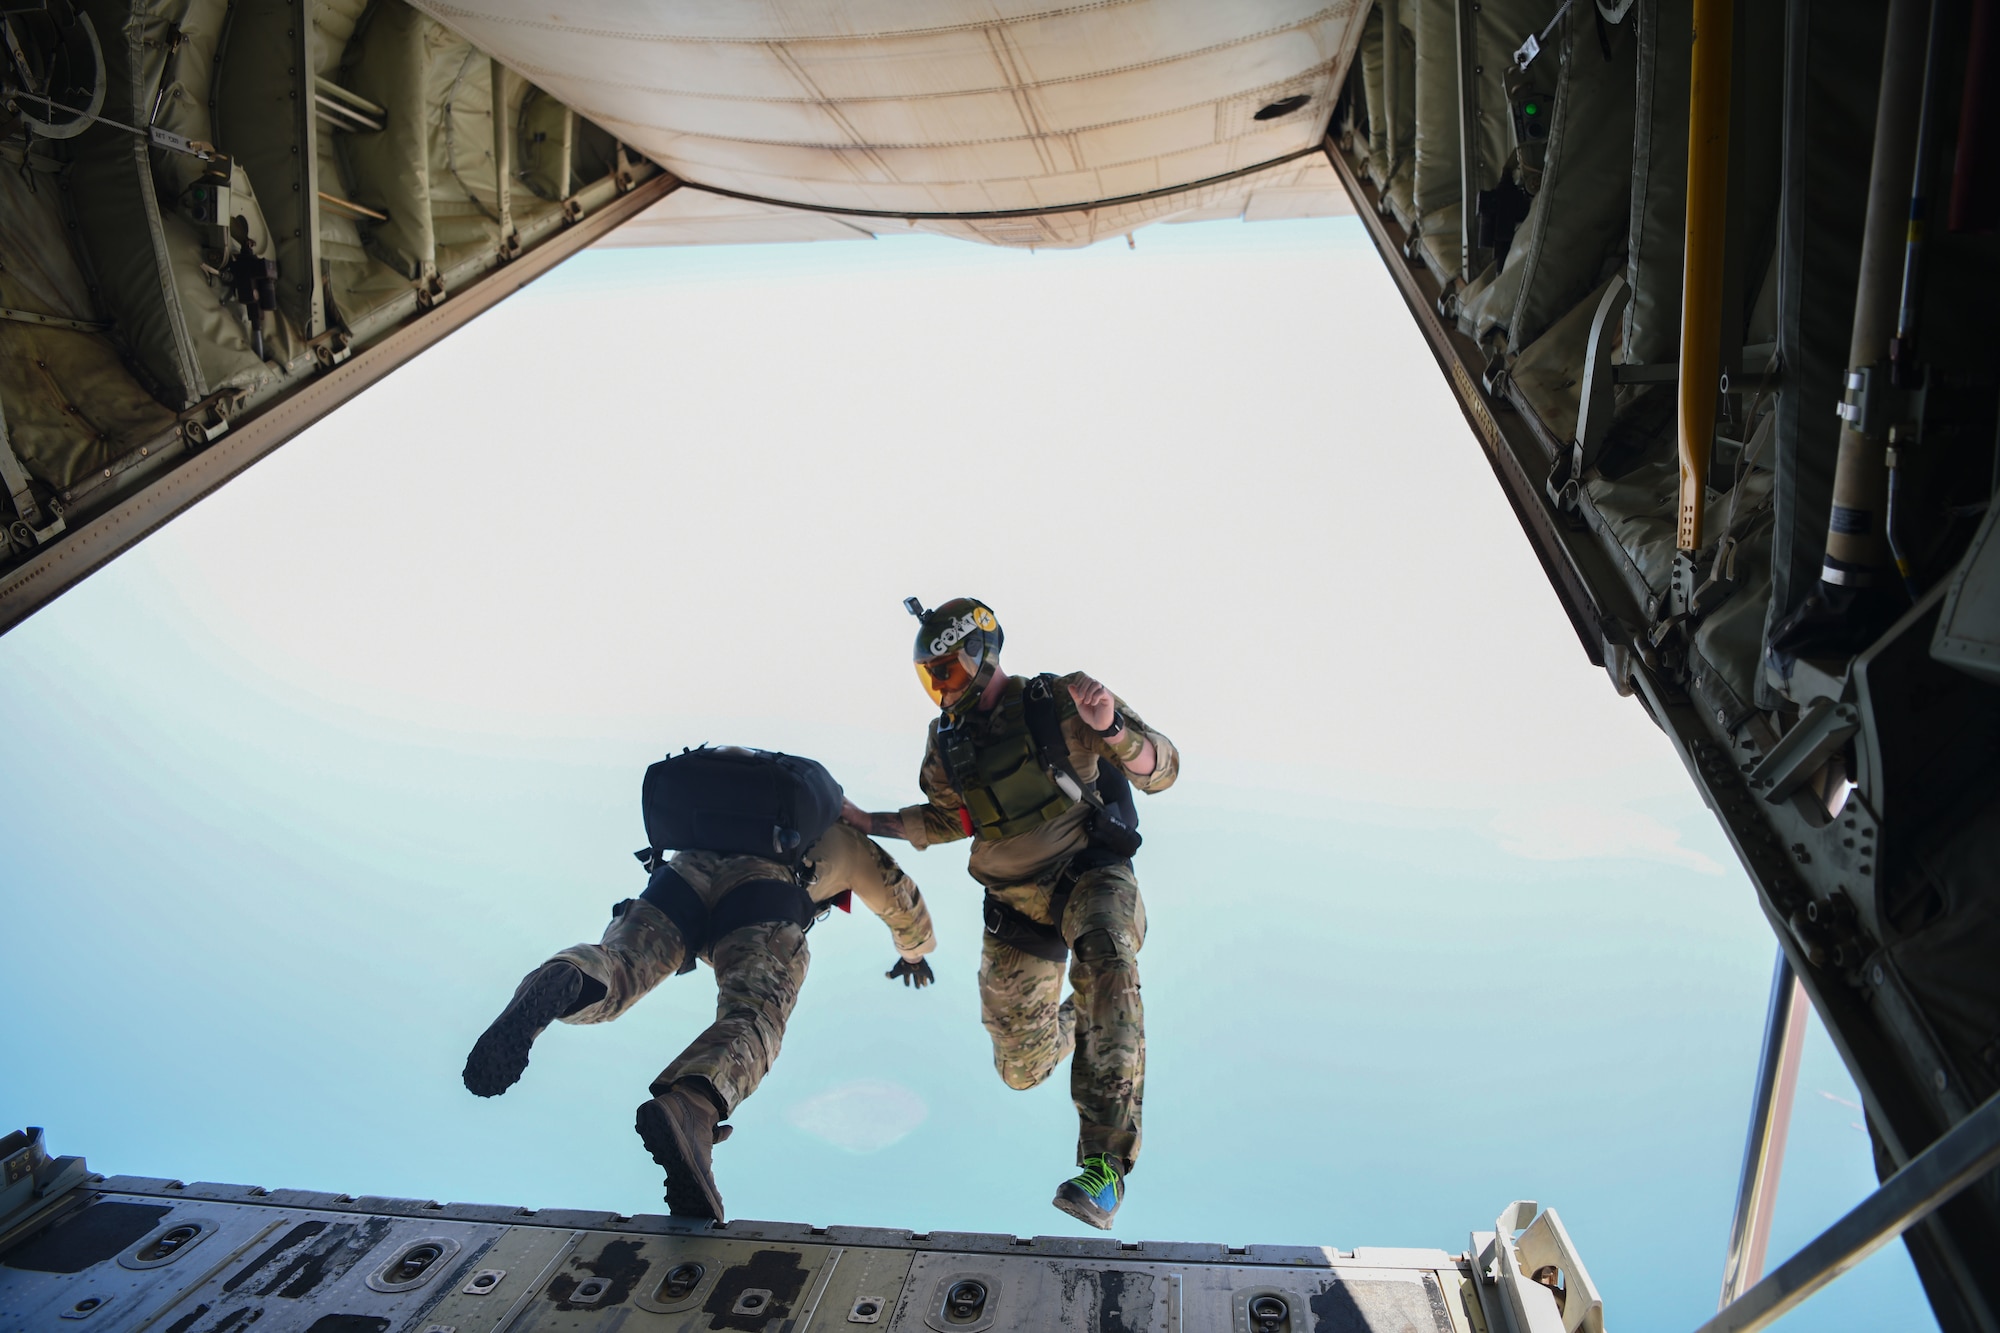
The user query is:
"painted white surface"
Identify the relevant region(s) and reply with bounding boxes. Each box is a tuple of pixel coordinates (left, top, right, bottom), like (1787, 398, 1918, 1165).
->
(420, 1, 1365, 245)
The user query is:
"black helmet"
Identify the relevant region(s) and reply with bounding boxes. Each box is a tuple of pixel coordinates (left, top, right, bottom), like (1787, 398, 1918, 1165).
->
(905, 596, 1003, 709)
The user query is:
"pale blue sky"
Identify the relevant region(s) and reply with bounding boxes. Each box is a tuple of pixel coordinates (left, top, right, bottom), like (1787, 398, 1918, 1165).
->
(0, 218, 1932, 1331)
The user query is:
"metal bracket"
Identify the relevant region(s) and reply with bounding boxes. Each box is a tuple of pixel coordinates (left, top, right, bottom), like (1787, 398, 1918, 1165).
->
(1573, 276, 1630, 475)
(1551, 278, 1634, 521)
(413, 271, 447, 312)
(1835, 365, 1927, 440)
(1747, 696, 1861, 804)
(175, 387, 246, 453)
(0, 400, 63, 548)
(1471, 1201, 1605, 1333)
(309, 329, 354, 371)
(0, 306, 111, 334)
(1595, 619, 1649, 697)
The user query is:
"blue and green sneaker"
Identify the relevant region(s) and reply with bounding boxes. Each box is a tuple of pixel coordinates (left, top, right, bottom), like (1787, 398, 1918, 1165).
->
(1052, 1155, 1125, 1230)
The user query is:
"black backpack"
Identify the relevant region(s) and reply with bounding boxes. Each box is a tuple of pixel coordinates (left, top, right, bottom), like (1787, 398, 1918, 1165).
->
(640, 747, 844, 865)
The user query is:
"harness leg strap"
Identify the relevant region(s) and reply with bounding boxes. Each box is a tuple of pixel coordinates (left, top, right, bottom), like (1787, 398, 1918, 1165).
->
(983, 894, 1069, 964)
(639, 865, 709, 975)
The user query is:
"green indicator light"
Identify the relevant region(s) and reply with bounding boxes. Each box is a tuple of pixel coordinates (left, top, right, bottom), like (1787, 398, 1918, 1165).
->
(1524, 102, 1539, 115)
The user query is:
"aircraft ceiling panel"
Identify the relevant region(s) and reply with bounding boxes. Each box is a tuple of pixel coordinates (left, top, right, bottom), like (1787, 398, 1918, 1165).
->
(406, 0, 1364, 223)
(501, 31, 1336, 147)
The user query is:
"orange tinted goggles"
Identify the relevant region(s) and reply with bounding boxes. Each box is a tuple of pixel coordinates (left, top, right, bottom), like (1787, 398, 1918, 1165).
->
(917, 651, 978, 705)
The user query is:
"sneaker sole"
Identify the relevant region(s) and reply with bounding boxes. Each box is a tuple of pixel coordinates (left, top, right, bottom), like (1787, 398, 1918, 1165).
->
(1051, 1183, 1117, 1231)
(636, 1098, 724, 1221)
(462, 964, 584, 1098)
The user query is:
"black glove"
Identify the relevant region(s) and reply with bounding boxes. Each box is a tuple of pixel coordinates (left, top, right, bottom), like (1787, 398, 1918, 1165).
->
(886, 957, 934, 988)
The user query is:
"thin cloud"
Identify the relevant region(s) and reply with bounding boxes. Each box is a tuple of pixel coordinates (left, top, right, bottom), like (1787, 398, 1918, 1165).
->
(785, 1079, 930, 1155)
(1488, 802, 1725, 875)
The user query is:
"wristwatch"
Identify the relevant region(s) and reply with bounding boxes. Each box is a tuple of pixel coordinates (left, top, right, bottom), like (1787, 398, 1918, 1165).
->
(1092, 710, 1126, 739)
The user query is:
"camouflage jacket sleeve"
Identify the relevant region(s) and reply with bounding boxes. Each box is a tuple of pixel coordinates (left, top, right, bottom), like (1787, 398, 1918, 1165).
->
(1059, 672, 1180, 795)
(848, 860, 937, 960)
(812, 822, 937, 960)
(897, 721, 972, 850)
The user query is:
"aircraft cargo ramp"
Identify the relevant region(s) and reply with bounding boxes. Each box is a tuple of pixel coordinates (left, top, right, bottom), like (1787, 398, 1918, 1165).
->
(0, 1132, 1600, 1333)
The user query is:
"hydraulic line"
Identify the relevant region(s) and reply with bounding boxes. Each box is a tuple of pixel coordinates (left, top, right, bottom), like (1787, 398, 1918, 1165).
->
(1677, 0, 1732, 551)
(1883, 0, 1954, 604)
(1885, 449, 1922, 601)
(1890, 0, 1953, 385)
(1820, 0, 1931, 587)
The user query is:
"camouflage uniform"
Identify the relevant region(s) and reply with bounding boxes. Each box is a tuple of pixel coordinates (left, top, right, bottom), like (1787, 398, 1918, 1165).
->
(537, 821, 933, 1115)
(898, 674, 1177, 1168)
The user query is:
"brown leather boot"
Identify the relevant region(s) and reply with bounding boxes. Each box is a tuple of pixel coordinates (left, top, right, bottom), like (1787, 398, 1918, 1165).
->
(635, 1082, 731, 1220)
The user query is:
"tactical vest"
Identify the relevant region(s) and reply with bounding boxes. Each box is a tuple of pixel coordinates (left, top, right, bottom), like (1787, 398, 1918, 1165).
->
(938, 678, 1079, 841)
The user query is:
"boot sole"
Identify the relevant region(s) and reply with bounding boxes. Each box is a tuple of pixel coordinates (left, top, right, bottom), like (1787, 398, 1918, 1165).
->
(636, 1098, 724, 1221)
(1051, 1183, 1117, 1231)
(462, 964, 584, 1098)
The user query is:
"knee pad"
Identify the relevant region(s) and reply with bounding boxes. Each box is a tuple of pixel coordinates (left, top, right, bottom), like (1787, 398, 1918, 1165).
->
(996, 1059, 1052, 1091)
(1071, 928, 1136, 969)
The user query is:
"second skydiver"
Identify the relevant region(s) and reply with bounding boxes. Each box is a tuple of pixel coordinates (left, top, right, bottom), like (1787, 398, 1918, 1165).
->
(462, 745, 937, 1221)
(842, 597, 1178, 1229)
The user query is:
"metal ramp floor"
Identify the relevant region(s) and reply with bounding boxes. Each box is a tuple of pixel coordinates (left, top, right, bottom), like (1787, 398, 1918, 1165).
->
(0, 1134, 1596, 1333)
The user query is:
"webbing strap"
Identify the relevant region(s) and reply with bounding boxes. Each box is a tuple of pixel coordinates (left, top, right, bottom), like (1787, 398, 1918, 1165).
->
(639, 866, 706, 975)
(1022, 675, 1093, 808)
(983, 895, 1069, 964)
(707, 877, 816, 944)
(1024, 674, 1143, 856)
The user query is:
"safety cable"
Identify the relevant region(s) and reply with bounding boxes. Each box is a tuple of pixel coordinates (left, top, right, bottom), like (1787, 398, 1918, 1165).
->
(1514, 0, 1574, 70)
(4, 86, 213, 159)
(676, 140, 1328, 223)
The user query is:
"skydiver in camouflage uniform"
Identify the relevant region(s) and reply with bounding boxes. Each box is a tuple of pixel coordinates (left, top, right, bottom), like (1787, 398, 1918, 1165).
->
(843, 598, 1178, 1229)
(462, 766, 936, 1222)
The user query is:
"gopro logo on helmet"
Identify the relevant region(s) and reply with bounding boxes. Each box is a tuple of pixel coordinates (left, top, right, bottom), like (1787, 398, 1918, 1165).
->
(929, 612, 981, 657)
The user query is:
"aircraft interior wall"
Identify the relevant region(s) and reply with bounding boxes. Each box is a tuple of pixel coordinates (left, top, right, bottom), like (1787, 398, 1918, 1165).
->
(1335, 0, 2000, 1326)
(0, 0, 664, 620)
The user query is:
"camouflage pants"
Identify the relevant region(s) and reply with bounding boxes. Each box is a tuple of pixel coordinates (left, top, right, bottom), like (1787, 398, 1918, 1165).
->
(979, 862, 1147, 1169)
(547, 897, 809, 1116)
